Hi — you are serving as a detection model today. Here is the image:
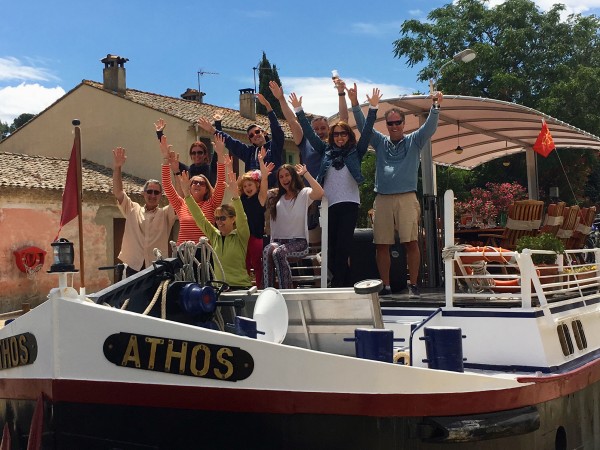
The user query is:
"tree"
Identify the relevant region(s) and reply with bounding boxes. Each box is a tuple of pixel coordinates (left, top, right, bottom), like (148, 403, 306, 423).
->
(11, 113, 35, 131)
(0, 121, 8, 140)
(393, 0, 600, 204)
(256, 52, 284, 119)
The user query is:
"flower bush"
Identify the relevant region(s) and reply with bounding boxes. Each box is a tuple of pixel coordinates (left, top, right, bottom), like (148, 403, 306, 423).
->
(455, 182, 527, 224)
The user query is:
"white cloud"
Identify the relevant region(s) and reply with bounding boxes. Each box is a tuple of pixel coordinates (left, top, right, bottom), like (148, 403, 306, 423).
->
(0, 83, 65, 124)
(280, 76, 415, 118)
(0, 57, 58, 82)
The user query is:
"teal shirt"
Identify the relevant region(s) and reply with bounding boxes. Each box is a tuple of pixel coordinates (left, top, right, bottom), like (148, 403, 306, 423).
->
(353, 105, 439, 194)
(184, 196, 252, 287)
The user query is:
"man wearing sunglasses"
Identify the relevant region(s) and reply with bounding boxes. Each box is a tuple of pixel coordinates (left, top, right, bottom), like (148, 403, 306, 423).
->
(112, 146, 176, 277)
(351, 85, 444, 299)
(197, 93, 283, 187)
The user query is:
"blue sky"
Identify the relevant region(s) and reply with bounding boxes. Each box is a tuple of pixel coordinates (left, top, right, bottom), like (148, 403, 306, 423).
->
(1, 0, 599, 124)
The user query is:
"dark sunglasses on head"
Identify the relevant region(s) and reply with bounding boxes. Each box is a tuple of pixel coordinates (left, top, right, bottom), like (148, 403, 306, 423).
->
(386, 120, 404, 127)
(332, 131, 349, 138)
(190, 150, 206, 156)
(248, 129, 262, 137)
(215, 215, 231, 222)
(191, 180, 207, 186)
(146, 189, 161, 196)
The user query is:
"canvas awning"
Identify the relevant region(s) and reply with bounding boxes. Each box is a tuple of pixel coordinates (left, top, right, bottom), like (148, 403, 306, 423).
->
(340, 95, 600, 169)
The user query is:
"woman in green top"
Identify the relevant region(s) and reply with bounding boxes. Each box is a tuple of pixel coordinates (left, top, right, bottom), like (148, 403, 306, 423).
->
(180, 136, 269, 289)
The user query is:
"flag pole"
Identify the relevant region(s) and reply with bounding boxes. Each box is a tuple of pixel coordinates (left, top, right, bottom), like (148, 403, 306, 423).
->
(72, 120, 86, 293)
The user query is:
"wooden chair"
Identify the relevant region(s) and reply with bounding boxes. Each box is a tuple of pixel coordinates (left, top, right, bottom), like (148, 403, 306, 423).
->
(481, 200, 544, 249)
(556, 205, 581, 247)
(539, 202, 566, 236)
(567, 206, 596, 250)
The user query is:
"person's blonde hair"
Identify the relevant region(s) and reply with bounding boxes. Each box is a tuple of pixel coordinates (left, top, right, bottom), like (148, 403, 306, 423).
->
(237, 170, 261, 196)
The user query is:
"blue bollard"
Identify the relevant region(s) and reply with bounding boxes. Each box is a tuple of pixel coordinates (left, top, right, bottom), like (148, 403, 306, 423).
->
(347, 328, 394, 363)
(235, 316, 258, 339)
(421, 326, 466, 372)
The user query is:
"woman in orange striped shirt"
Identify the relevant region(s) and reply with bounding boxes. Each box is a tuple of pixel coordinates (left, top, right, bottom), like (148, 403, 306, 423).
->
(160, 133, 226, 245)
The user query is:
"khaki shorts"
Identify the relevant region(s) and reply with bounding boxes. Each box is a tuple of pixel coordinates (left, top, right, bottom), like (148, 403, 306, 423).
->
(372, 192, 420, 244)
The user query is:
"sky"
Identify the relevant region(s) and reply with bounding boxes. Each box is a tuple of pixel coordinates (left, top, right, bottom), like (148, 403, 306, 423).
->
(2, 0, 600, 125)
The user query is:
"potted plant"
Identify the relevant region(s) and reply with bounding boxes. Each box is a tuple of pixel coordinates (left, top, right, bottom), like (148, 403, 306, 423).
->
(516, 233, 565, 285)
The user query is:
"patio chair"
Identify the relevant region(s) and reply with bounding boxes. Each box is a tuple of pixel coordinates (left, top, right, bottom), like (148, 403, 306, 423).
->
(556, 205, 581, 247)
(539, 202, 566, 236)
(567, 206, 596, 250)
(480, 200, 544, 249)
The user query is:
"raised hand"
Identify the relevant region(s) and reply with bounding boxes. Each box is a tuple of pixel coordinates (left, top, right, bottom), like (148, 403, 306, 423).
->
(347, 83, 358, 105)
(113, 147, 126, 168)
(154, 118, 166, 132)
(169, 151, 180, 173)
(197, 116, 216, 133)
(159, 135, 173, 158)
(432, 91, 444, 104)
(288, 92, 302, 109)
(366, 88, 382, 107)
(265, 162, 275, 174)
(334, 78, 346, 94)
(295, 164, 308, 177)
(213, 133, 226, 161)
(269, 81, 284, 100)
(213, 111, 223, 122)
(256, 93, 272, 111)
(180, 171, 191, 197)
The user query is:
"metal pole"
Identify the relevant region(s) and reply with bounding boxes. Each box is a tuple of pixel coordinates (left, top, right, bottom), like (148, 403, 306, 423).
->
(420, 114, 443, 288)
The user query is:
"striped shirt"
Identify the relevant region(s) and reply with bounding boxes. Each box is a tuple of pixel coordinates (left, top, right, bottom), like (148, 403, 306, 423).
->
(162, 164, 225, 245)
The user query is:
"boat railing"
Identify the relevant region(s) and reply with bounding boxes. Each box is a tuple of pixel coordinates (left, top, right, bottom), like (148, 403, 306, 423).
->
(443, 190, 600, 309)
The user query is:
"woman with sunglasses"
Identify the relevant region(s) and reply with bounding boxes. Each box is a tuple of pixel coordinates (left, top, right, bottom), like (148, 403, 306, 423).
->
(263, 164, 324, 289)
(179, 167, 254, 289)
(160, 133, 226, 246)
(289, 86, 381, 287)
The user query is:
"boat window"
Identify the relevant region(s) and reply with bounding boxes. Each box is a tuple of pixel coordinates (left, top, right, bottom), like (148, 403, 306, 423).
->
(557, 323, 574, 356)
(571, 319, 587, 350)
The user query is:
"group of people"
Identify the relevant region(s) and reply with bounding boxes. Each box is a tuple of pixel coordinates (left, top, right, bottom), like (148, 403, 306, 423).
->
(112, 78, 443, 298)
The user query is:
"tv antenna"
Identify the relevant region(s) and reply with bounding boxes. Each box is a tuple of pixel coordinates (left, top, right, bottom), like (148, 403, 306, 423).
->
(197, 69, 219, 95)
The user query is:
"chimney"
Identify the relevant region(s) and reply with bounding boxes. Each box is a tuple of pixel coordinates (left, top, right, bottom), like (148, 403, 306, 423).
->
(239, 88, 256, 121)
(181, 88, 205, 103)
(101, 54, 129, 95)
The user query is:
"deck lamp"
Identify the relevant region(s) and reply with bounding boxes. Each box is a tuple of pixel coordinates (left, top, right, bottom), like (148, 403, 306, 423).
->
(49, 238, 76, 273)
(455, 121, 464, 154)
(429, 48, 477, 95)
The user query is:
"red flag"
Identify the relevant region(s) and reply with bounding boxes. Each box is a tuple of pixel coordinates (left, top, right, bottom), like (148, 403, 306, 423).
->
(533, 120, 556, 157)
(0, 422, 11, 450)
(57, 141, 79, 234)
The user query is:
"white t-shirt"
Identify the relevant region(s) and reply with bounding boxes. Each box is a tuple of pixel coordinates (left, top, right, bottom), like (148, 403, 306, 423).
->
(269, 188, 313, 242)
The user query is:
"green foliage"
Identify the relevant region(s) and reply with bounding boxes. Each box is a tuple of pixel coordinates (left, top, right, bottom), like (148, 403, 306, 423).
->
(516, 233, 565, 265)
(256, 52, 284, 120)
(0, 121, 9, 140)
(11, 113, 35, 130)
(392, 0, 600, 205)
(357, 152, 377, 228)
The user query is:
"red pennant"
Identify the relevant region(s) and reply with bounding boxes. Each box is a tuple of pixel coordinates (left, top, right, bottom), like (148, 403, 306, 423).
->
(57, 141, 79, 235)
(533, 120, 556, 158)
(0, 423, 11, 450)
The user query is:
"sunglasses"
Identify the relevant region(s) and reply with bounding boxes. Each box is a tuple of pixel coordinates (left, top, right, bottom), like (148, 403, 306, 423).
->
(332, 131, 349, 138)
(190, 150, 206, 156)
(145, 190, 161, 196)
(386, 120, 404, 127)
(248, 129, 263, 138)
(215, 215, 231, 222)
(191, 180, 207, 186)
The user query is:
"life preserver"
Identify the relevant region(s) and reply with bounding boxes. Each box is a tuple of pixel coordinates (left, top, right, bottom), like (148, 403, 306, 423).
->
(459, 246, 512, 264)
(492, 278, 521, 293)
(393, 350, 410, 365)
(13, 246, 46, 273)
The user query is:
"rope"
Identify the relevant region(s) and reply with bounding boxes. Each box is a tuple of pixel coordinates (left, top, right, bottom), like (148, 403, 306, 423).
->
(442, 244, 469, 260)
(142, 279, 170, 318)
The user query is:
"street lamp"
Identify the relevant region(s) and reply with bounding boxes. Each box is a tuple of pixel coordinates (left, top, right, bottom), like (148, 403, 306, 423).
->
(429, 48, 477, 95)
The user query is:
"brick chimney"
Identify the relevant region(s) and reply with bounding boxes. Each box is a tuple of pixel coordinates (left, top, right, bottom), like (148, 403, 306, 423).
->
(239, 88, 256, 121)
(181, 88, 205, 103)
(101, 54, 129, 95)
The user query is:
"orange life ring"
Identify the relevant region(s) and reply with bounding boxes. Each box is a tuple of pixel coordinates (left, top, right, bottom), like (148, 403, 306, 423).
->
(459, 246, 512, 264)
(492, 278, 521, 293)
(13, 246, 46, 273)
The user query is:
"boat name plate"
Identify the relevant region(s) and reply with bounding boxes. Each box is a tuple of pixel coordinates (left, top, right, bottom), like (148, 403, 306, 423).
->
(103, 332, 254, 381)
(0, 332, 37, 370)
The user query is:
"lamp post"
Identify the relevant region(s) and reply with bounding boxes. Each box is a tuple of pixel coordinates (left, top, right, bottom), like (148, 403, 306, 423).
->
(422, 48, 476, 288)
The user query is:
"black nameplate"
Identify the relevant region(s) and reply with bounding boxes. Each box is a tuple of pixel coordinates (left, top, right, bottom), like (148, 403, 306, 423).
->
(103, 332, 254, 382)
(0, 332, 37, 370)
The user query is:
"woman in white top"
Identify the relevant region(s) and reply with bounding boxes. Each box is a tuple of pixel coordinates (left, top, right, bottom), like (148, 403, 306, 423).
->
(263, 164, 324, 288)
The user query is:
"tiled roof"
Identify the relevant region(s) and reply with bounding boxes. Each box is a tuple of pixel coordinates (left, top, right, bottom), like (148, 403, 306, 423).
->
(83, 80, 295, 138)
(0, 152, 144, 195)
